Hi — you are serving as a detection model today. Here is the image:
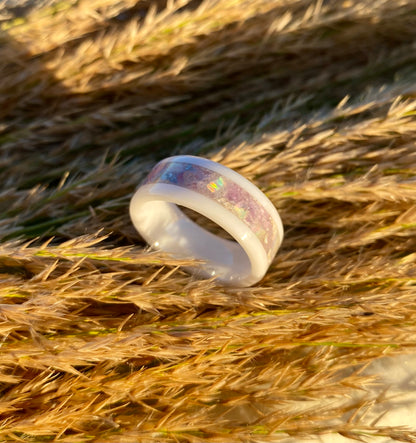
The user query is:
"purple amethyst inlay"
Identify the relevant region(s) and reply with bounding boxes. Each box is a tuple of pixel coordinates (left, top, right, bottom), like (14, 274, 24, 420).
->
(143, 160, 278, 259)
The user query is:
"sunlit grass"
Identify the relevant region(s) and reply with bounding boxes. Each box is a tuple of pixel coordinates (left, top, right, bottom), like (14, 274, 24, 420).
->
(0, 0, 415, 441)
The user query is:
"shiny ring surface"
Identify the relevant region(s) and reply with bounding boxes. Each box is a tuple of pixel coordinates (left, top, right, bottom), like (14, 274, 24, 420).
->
(129, 155, 284, 286)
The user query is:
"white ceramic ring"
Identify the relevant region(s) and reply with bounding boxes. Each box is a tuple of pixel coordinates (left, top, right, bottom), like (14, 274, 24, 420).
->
(129, 155, 284, 286)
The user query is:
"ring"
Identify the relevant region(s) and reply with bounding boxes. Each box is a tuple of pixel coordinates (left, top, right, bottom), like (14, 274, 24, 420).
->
(129, 155, 284, 286)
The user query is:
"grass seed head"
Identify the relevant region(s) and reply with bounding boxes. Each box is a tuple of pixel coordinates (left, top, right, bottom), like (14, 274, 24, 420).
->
(0, 0, 415, 441)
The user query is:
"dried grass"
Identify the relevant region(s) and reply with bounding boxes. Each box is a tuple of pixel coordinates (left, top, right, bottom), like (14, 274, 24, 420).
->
(0, 0, 415, 441)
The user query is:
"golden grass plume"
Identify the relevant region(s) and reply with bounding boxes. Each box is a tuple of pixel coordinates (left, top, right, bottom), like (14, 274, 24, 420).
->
(0, 0, 415, 441)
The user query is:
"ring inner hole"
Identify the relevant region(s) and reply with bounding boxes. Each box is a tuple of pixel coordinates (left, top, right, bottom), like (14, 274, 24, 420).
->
(178, 206, 235, 242)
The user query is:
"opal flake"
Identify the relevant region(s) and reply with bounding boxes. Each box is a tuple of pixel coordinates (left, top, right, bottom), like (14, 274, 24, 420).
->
(144, 159, 278, 259)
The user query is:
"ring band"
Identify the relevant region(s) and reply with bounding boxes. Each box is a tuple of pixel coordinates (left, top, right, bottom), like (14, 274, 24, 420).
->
(129, 155, 284, 286)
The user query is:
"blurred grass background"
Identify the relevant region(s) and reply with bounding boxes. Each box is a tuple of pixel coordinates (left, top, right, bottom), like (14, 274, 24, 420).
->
(0, 0, 415, 441)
